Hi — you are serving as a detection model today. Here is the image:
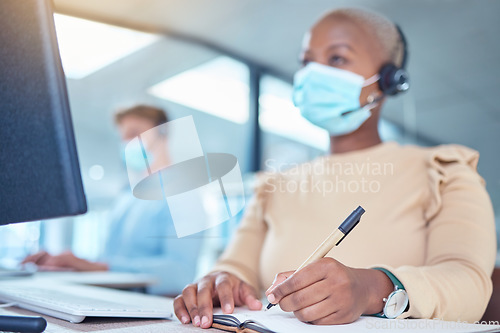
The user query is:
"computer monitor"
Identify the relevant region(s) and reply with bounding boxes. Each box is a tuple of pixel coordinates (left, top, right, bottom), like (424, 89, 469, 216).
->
(0, 0, 87, 225)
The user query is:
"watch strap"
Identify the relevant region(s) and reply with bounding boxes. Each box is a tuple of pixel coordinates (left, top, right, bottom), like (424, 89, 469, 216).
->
(373, 267, 405, 291)
(370, 267, 407, 318)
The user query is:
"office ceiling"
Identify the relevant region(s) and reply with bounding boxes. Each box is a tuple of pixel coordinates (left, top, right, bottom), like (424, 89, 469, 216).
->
(52, 0, 500, 214)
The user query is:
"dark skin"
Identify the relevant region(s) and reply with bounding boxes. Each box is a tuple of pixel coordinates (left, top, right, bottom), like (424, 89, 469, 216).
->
(174, 14, 395, 328)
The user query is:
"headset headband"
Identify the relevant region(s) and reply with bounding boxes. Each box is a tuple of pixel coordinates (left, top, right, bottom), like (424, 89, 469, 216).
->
(395, 24, 408, 69)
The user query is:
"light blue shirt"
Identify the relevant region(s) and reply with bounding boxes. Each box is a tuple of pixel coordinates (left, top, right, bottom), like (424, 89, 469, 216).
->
(102, 190, 202, 295)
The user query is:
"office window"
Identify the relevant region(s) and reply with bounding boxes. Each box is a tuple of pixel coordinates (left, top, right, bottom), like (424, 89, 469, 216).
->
(54, 14, 160, 79)
(72, 211, 111, 261)
(148, 56, 250, 124)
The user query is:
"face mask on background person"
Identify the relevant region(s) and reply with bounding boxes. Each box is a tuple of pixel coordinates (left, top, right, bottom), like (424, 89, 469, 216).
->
(292, 62, 380, 136)
(121, 143, 154, 173)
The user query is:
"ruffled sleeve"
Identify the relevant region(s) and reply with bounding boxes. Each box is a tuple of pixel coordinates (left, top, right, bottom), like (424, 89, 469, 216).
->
(377, 144, 496, 322)
(425, 144, 483, 221)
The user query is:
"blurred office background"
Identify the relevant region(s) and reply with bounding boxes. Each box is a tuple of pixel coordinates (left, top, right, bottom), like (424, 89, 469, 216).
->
(1, 0, 499, 273)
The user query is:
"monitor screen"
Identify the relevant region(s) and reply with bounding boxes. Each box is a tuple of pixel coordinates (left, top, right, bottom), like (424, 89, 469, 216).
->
(0, 0, 87, 225)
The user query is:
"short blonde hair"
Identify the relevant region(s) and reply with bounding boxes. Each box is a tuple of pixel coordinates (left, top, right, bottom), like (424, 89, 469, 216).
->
(320, 8, 406, 67)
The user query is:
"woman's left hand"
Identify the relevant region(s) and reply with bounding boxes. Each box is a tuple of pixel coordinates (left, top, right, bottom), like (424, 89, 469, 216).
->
(265, 258, 393, 325)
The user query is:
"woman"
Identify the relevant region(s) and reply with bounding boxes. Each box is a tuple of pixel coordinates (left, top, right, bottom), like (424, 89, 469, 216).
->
(174, 8, 496, 327)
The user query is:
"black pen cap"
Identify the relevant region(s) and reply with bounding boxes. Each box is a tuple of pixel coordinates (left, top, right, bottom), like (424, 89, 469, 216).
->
(336, 206, 365, 245)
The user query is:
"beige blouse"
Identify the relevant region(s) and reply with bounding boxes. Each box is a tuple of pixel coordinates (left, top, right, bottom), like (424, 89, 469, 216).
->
(212, 142, 497, 322)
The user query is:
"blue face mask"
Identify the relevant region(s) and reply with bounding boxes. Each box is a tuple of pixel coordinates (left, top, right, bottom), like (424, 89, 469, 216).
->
(121, 143, 154, 173)
(292, 62, 380, 136)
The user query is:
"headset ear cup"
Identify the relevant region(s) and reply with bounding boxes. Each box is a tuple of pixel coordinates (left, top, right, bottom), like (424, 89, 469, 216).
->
(378, 24, 410, 97)
(378, 64, 399, 96)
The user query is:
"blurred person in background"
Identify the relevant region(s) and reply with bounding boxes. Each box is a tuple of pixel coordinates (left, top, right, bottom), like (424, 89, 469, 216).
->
(23, 105, 202, 295)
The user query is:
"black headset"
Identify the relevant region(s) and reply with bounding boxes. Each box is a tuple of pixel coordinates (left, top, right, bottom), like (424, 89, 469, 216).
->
(377, 24, 409, 96)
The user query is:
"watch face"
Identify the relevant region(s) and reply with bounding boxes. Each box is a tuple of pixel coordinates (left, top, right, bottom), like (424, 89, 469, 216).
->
(383, 290, 408, 319)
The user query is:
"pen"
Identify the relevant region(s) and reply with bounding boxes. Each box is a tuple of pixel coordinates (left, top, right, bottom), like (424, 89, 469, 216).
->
(265, 205, 365, 310)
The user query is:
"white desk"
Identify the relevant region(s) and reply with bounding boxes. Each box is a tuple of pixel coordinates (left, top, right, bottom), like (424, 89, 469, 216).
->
(1, 303, 499, 333)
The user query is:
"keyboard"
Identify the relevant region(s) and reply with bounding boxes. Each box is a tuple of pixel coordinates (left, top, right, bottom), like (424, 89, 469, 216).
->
(0, 280, 172, 323)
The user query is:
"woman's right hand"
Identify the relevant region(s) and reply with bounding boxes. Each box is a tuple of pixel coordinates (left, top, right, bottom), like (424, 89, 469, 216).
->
(173, 271, 262, 329)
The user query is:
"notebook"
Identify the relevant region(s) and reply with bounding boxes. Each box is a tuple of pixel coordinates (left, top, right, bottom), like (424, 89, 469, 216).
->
(211, 306, 500, 333)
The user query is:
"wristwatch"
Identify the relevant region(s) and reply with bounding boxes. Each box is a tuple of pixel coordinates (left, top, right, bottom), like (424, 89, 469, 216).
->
(373, 267, 409, 319)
